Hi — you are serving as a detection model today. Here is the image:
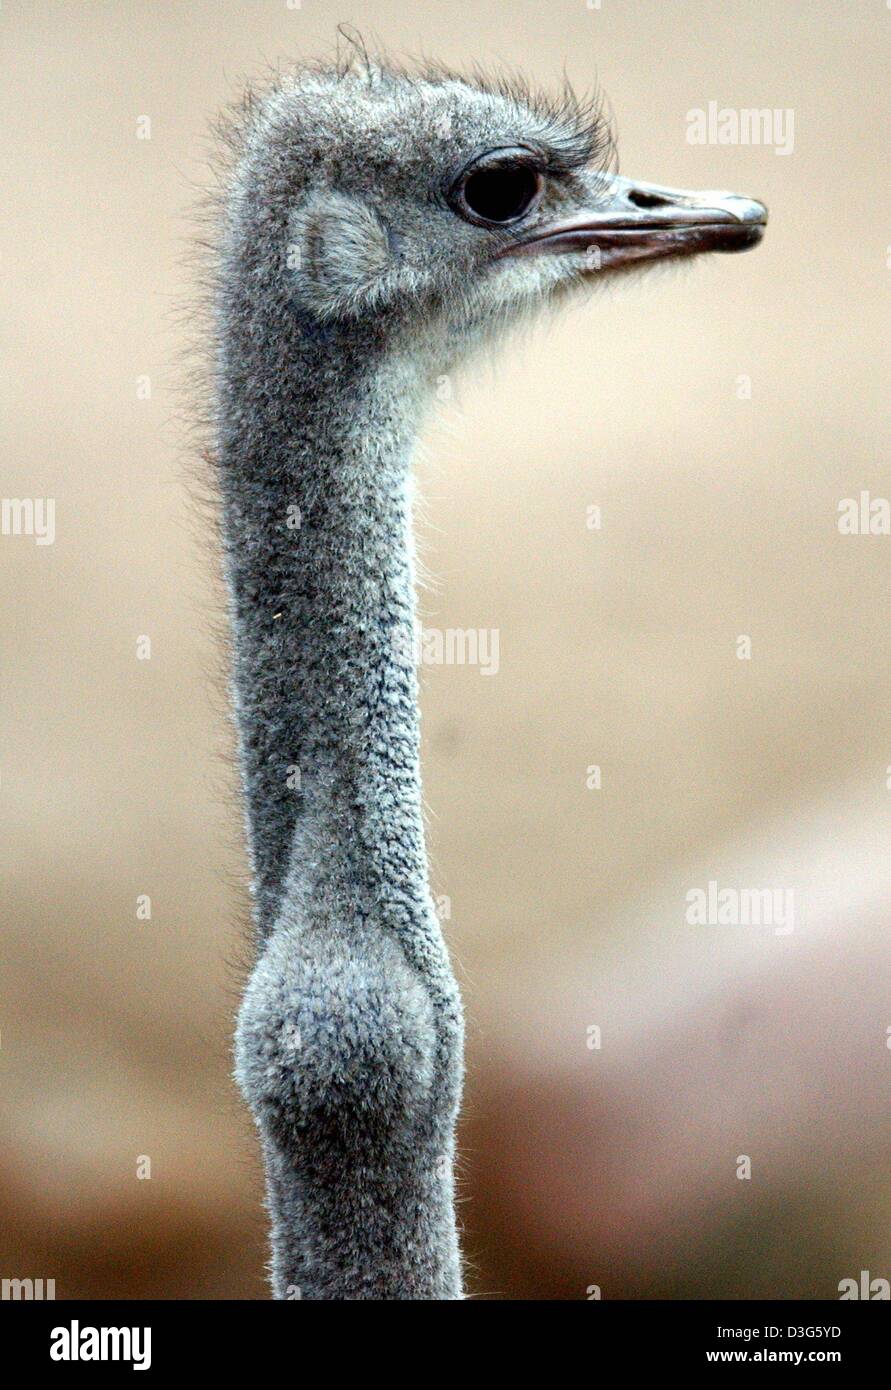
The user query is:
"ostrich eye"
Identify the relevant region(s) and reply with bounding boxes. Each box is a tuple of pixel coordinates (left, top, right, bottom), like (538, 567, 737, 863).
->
(450, 149, 544, 228)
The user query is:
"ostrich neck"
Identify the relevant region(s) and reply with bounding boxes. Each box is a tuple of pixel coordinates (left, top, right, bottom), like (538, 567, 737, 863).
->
(218, 338, 429, 938)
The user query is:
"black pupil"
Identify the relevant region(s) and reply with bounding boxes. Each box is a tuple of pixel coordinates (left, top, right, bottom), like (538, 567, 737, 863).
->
(462, 165, 538, 223)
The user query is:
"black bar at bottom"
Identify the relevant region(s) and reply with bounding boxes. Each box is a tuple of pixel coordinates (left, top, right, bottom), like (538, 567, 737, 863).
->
(1, 1297, 885, 1374)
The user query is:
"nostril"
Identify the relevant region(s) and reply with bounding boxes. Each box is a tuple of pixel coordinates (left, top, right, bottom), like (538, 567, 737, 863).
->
(627, 188, 672, 210)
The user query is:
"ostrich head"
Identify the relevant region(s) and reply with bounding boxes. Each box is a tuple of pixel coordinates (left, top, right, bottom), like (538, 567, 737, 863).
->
(223, 53, 766, 374)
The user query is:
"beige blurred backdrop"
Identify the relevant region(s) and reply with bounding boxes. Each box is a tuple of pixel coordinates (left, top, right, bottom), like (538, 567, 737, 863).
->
(2, 1, 890, 1299)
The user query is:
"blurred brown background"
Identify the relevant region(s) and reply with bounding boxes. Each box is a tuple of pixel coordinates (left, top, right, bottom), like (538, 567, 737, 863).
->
(2, 1, 890, 1299)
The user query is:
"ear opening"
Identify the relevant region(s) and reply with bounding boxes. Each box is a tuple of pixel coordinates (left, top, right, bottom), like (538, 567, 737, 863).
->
(289, 191, 399, 320)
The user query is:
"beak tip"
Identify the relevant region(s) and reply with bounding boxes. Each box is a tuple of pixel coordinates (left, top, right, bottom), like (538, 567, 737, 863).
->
(720, 194, 769, 226)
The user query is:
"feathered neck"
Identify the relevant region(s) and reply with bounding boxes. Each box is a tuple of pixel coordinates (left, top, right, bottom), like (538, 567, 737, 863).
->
(216, 305, 431, 939)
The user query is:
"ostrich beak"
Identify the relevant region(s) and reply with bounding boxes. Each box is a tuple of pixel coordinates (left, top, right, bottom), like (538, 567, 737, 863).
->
(499, 175, 768, 270)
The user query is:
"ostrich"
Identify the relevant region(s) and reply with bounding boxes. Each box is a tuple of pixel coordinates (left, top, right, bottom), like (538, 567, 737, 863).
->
(213, 50, 766, 1300)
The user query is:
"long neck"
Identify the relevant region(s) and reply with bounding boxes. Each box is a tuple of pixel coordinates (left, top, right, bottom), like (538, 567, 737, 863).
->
(217, 323, 429, 939)
(222, 296, 464, 1301)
